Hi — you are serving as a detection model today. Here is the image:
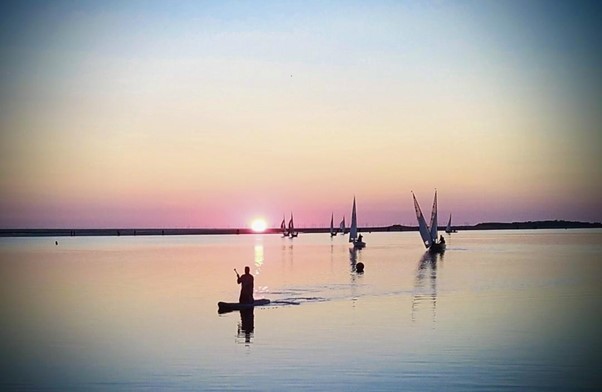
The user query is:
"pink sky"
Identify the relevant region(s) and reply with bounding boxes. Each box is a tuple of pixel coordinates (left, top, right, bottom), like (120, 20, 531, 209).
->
(1, 2, 601, 229)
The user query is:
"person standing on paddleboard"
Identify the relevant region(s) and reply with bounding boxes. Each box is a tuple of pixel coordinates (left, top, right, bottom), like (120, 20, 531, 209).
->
(235, 266, 254, 304)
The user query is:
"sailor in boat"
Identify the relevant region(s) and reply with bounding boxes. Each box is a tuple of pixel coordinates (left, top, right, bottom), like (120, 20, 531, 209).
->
(439, 235, 445, 245)
(236, 266, 254, 304)
(357, 234, 363, 243)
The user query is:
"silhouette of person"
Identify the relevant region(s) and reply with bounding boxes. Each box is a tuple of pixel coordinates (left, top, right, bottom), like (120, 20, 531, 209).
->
(236, 266, 254, 304)
(439, 235, 445, 244)
(357, 234, 363, 243)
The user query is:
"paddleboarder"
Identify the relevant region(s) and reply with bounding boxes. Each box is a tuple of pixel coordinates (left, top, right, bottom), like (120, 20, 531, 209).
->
(235, 266, 254, 304)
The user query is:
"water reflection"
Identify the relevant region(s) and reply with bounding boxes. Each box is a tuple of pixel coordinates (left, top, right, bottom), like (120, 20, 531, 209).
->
(412, 251, 442, 322)
(254, 238, 271, 297)
(254, 238, 264, 275)
(281, 237, 294, 266)
(236, 309, 254, 345)
(349, 247, 364, 274)
(349, 248, 364, 304)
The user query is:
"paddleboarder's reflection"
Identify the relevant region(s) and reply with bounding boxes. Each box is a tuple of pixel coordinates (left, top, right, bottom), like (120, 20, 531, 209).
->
(237, 309, 254, 344)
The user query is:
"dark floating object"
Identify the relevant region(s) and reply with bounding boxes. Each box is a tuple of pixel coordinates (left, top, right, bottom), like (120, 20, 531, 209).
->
(218, 299, 271, 314)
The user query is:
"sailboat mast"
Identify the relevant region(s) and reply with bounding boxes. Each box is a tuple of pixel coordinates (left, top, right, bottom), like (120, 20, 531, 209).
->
(429, 190, 438, 243)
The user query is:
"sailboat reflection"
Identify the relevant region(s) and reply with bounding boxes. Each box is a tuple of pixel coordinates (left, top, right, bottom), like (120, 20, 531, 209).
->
(349, 247, 357, 271)
(237, 309, 255, 344)
(411, 251, 442, 322)
(349, 247, 364, 274)
(348, 247, 363, 304)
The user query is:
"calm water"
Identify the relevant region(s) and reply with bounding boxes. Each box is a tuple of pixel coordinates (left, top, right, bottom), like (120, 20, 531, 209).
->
(1, 230, 601, 391)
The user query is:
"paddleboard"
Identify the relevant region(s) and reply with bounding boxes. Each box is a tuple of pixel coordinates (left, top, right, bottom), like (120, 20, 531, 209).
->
(218, 299, 270, 313)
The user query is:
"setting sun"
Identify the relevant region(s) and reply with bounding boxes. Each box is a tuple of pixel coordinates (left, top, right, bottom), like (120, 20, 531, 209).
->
(251, 218, 267, 232)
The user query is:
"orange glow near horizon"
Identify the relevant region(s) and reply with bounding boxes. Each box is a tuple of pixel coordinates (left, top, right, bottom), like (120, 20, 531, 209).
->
(251, 219, 267, 233)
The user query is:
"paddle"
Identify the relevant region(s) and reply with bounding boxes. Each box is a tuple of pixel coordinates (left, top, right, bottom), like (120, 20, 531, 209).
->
(234, 268, 240, 278)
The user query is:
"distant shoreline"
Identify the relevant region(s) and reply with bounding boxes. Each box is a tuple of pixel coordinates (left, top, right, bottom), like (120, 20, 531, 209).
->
(0, 220, 600, 238)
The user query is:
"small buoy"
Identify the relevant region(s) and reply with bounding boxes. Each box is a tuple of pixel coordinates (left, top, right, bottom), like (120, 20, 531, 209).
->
(55, 241, 58, 246)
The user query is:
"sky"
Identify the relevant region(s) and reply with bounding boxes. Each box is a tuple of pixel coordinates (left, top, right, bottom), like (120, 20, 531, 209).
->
(1, 0, 601, 229)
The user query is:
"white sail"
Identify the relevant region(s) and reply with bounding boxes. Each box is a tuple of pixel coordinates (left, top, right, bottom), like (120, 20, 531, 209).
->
(349, 197, 357, 243)
(339, 217, 345, 234)
(429, 190, 438, 243)
(413, 192, 432, 248)
(446, 213, 452, 233)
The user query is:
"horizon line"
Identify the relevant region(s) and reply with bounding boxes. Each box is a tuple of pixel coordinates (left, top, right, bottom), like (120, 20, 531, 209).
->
(0, 220, 600, 237)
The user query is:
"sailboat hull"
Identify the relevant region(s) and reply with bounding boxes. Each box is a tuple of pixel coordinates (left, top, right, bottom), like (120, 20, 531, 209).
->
(353, 241, 366, 249)
(428, 242, 446, 253)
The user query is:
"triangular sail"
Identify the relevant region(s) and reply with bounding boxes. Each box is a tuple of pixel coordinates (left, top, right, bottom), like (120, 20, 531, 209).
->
(330, 213, 335, 236)
(339, 217, 345, 234)
(288, 212, 297, 238)
(429, 191, 438, 243)
(280, 215, 287, 236)
(349, 197, 357, 243)
(413, 192, 432, 248)
(446, 213, 452, 233)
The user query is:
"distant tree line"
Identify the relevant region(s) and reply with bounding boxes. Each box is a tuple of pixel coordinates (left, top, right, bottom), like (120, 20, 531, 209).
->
(0, 220, 600, 237)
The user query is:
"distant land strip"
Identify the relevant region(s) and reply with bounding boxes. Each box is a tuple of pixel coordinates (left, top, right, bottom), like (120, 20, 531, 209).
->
(0, 220, 600, 237)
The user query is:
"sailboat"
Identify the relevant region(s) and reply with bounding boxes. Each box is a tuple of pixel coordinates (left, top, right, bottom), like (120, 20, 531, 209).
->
(280, 215, 288, 237)
(339, 217, 346, 235)
(412, 190, 445, 252)
(288, 213, 298, 238)
(348, 197, 365, 249)
(330, 213, 337, 237)
(445, 213, 457, 234)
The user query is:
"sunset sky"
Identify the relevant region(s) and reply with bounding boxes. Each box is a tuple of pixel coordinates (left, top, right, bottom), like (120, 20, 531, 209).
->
(1, 1, 601, 228)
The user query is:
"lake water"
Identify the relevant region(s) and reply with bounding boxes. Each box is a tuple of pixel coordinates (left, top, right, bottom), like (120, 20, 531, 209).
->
(1, 230, 601, 391)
